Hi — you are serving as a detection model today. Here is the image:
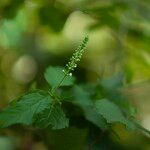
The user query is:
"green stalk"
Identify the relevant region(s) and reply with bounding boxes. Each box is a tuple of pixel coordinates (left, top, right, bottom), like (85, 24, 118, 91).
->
(49, 36, 89, 103)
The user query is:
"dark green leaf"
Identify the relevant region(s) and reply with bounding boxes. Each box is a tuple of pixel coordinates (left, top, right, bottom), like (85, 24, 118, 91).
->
(35, 104, 69, 129)
(72, 86, 107, 130)
(99, 74, 137, 118)
(95, 99, 135, 129)
(0, 91, 52, 127)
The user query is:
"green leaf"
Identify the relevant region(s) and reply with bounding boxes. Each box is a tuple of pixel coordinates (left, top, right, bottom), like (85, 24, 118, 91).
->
(99, 75, 137, 118)
(95, 99, 135, 129)
(0, 90, 52, 127)
(44, 66, 75, 88)
(34, 104, 69, 129)
(83, 106, 107, 130)
(72, 85, 93, 107)
(72, 86, 107, 130)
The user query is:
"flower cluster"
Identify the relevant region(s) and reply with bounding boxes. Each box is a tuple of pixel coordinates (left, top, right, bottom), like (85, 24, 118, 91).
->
(63, 36, 89, 76)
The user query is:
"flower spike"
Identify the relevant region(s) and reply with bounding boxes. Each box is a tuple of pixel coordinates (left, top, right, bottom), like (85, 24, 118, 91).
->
(63, 36, 89, 75)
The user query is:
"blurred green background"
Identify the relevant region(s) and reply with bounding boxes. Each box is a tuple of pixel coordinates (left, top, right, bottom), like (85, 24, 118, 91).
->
(0, 0, 150, 149)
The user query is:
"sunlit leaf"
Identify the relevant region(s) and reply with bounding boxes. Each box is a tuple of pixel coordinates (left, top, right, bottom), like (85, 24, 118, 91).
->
(44, 66, 75, 88)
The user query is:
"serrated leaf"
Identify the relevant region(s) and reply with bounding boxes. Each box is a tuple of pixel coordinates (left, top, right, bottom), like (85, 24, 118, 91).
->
(44, 66, 75, 88)
(72, 86, 107, 130)
(95, 99, 135, 129)
(34, 104, 69, 129)
(0, 91, 52, 127)
(83, 106, 107, 130)
(99, 75, 137, 118)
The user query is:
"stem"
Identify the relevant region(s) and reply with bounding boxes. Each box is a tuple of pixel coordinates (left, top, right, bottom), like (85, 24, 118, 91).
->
(48, 36, 89, 103)
(49, 72, 69, 103)
(134, 121, 150, 136)
(57, 73, 68, 89)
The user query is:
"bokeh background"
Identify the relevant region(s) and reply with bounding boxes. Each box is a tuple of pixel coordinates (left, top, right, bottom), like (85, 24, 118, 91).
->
(0, 0, 150, 149)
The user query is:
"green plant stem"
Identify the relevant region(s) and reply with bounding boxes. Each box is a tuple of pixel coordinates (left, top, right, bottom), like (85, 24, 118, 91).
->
(134, 121, 150, 136)
(48, 90, 61, 105)
(57, 73, 68, 89)
(49, 72, 68, 103)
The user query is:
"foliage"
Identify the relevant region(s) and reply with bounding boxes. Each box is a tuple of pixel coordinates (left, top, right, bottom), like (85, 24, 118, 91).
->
(44, 66, 75, 88)
(0, 90, 51, 127)
(0, 0, 149, 149)
(0, 37, 149, 139)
